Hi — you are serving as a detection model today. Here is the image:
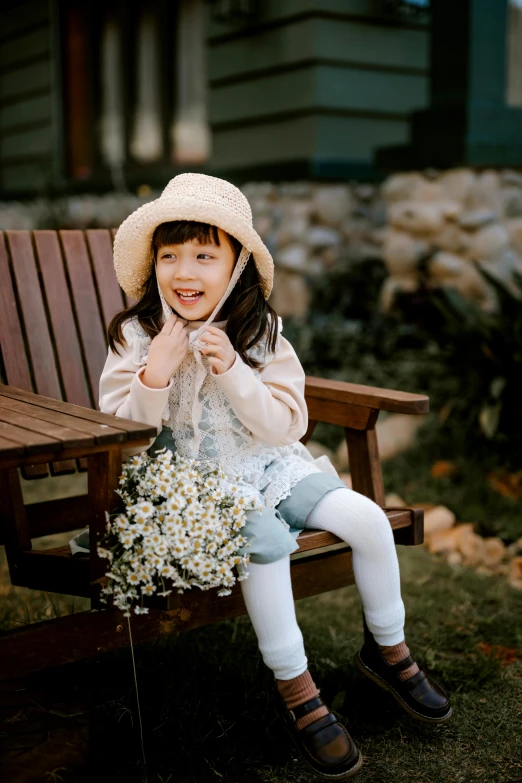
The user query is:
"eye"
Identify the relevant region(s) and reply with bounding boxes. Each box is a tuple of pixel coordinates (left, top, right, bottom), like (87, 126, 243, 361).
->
(197, 253, 213, 260)
(160, 252, 175, 260)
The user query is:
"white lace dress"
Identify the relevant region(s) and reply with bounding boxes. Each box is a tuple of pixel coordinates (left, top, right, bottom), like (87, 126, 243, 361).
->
(118, 316, 339, 512)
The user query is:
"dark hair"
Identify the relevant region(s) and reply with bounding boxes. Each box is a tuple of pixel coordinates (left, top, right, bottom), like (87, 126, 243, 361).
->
(108, 220, 278, 369)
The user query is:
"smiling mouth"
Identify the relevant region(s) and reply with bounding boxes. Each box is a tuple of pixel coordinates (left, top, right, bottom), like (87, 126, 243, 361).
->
(175, 290, 203, 304)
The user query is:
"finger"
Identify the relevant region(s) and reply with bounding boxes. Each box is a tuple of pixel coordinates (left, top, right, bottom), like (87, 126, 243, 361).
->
(161, 314, 177, 335)
(201, 344, 226, 358)
(206, 356, 226, 373)
(200, 332, 222, 344)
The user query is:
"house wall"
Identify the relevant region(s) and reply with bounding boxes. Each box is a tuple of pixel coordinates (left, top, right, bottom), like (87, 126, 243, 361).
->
(207, 0, 430, 180)
(0, 0, 61, 196)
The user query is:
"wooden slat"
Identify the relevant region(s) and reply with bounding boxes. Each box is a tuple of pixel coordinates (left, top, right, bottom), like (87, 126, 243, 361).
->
(0, 420, 61, 454)
(0, 233, 32, 391)
(306, 397, 376, 430)
(0, 468, 31, 583)
(24, 496, 92, 539)
(0, 233, 48, 478)
(0, 440, 151, 471)
(88, 449, 122, 606)
(0, 436, 24, 458)
(0, 406, 93, 450)
(86, 229, 125, 331)
(0, 385, 156, 440)
(0, 395, 127, 444)
(6, 232, 61, 401)
(60, 231, 108, 409)
(33, 231, 93, 408)
(1, 548, 356, 680)
(345, 418, 385, 506)
(305, 376, 429, 415)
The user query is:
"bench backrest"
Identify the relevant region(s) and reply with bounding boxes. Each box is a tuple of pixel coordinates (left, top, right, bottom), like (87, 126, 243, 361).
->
(0, 229, 128, 477)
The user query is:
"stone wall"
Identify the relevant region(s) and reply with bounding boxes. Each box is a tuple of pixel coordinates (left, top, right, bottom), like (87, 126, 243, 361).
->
(2, 168, 522, 317)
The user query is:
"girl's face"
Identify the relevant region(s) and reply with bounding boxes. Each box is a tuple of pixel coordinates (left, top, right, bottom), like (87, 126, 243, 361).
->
(155, 228, 237, 321)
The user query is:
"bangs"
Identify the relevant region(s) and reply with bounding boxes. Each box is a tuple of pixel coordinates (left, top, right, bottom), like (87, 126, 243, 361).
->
(152, 221, 220, 254)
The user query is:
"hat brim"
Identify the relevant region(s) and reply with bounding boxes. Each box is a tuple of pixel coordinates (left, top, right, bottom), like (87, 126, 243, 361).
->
(114, 196, 273, 300)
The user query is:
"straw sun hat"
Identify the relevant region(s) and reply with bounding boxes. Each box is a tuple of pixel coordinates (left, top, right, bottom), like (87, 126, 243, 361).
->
(113, 173, 274, 301)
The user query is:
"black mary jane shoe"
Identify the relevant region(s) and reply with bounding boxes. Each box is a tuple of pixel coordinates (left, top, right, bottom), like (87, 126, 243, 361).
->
(354, 636, 452, 724)
(277, 693, 363, 780)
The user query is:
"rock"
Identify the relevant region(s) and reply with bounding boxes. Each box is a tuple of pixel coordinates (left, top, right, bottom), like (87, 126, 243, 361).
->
(379, 274, 418, 312)
(384, 493, 407, 508)
(459, 529, 487, 568)
(507, 537, 522, 557)
(447, 551, 463, 565)
(427, 527, 460, 554)
(388, 201, 459, 235)
(467, 223, 510, 260)
(504, 217, 522, 256)
(276, 242, 310, 272)
(501, 187, 522, 217)
(483, 537, 507, 571)
(429, 251, 467, 280)
(436, 222, 468, 253)
(382, 173, 425, 203)
(253, 214, 272, 239)
(354, 184, 375, 202)
(306, 226, 341, 249)
(382, 230, 428, 275)
(478, 248, 521, 287)
(501, 169, 522, 188)
(465, 170, 502, 212)
(508, 556, 522, 590)
(313, 186, 352, 226)
(439, 168, 476, 203)
(336, 412, 426, 466)
(424, 506, 457, 537)
(413, 181, 443, 202)
(458, 209, 498, 230)
(269, 268, 310, 317)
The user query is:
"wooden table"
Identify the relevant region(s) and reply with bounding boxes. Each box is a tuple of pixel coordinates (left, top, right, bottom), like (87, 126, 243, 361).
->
(0, 384, 157, 602)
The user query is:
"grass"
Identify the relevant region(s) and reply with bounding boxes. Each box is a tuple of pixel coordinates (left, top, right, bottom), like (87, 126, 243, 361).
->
(4, 546, 521, 783)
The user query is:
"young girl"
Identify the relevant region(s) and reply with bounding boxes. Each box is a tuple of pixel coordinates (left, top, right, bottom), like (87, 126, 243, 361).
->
(97, 173, 451, 780)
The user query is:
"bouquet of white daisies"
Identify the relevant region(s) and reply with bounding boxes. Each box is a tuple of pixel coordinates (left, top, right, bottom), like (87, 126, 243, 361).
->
(97, 448, 258, 616)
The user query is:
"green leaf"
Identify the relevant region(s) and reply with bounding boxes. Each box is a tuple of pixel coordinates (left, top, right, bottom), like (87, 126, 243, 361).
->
(490, 377, 506, 400)
(479, 403, 502, 438)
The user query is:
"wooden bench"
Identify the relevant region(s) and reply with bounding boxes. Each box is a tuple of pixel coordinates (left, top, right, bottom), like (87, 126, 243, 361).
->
(0, 229, 427, 681)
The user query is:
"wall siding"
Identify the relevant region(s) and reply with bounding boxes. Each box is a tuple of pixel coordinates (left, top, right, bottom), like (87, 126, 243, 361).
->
(207, 0, 429, 179)
(0, 2, 56, 196)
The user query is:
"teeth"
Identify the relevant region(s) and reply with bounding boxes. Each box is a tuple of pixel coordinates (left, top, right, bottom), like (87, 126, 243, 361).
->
(177, 290, 201, 296)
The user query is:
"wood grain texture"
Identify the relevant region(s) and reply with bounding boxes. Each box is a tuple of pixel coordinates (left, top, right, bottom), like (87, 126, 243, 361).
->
(0, 232, 32, 391)
(0, 468, 31, 582)
(305, 375, 429, 414)
(33, 231, 92, 408)
(344, 413, 385, 505)
(60, 231, 107, 408)
(87, 450, 122, 606)
(5, 232, 61, 401)
(0, 385, 156, 440)
(306, 397, 376, 429)
(86, 229, 125, 331)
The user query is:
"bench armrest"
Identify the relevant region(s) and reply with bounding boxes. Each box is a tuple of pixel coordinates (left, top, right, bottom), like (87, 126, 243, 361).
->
(305, 376, 429, 415)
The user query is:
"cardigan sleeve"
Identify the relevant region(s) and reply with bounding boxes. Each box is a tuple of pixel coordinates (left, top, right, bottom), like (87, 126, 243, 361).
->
(213, 333, 308, 447)
(99, 326, 172, 457)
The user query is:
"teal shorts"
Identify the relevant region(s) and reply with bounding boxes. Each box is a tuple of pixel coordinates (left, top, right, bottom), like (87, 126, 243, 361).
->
(150, 426, 347, 565)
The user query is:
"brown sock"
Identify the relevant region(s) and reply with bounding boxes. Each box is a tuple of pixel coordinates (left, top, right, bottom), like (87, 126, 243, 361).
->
(277, 670, 329, 729)
(378, 640, 420, 681)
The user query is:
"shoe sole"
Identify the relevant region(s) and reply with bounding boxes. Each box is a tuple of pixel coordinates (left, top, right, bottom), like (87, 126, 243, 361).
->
(354, 652, 452, 724)
(280, 713, 363, 780)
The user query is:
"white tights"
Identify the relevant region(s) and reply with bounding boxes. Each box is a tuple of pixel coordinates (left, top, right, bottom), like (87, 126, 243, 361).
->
(239, 487, 406, 680)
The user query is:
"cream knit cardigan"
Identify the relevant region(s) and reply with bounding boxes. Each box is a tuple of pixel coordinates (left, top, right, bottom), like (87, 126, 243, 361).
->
(99, 315, 339, 509)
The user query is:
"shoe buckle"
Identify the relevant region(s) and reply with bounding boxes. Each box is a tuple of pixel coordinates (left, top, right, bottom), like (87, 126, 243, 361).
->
(287, 708, 297, 723)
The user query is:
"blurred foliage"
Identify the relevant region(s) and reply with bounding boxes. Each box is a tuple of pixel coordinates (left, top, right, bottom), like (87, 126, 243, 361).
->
(284, 258, 522, 466)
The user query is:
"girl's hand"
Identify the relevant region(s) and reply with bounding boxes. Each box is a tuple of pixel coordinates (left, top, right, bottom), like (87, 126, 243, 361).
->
(199, 326, 236, 375)
(141, 314, 189, 388)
